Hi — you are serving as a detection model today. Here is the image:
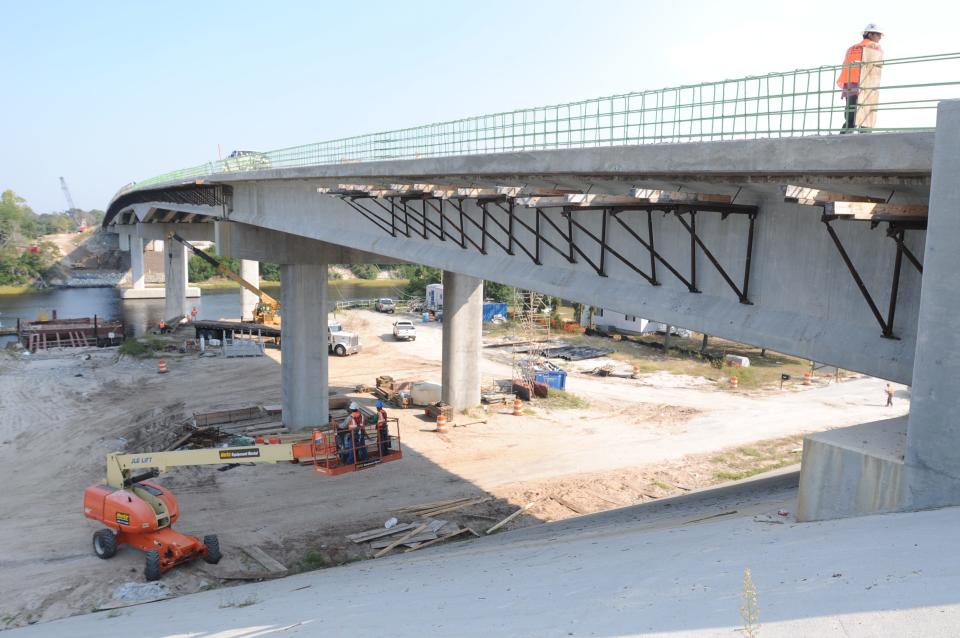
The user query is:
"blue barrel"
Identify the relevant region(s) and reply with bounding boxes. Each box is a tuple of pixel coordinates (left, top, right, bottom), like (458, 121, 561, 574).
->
(421, 312, 430, 323)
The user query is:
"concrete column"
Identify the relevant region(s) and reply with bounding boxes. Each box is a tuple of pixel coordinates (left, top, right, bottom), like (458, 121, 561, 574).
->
(441, 271, 483, 410)
(240, 259, 259, 321)
(281, 263, 328, 430)
(902, 100, 960, 509)
(130, 236, 145, 290)
(163, 238, 189, 320)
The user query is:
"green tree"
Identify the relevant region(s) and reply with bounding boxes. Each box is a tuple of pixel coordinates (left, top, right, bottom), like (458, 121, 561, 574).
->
(260, 262, 280, 281)
(483, 280, 513, 303)
(188, 246, 239, 282)
(400, 264, 441, 297)
(350, 264, 378, 279)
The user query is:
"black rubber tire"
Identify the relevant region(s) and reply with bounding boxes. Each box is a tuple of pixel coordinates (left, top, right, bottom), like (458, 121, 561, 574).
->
(334, 344, 347, 357)
(202, 534, 222, 564)
(93, 529, 117, 559)
(144, 550, 161, 581)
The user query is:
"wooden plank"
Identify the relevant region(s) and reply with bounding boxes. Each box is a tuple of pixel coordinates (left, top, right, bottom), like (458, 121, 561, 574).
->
(629, 188, 732, 204)
(782, 184, 887, 206)
(485, 501, 539, 535)
(374, 523, 429, 558)
(824, 201, 928, 219)
(241, 545, 288, 573)
(403, 528, 472, 553)
(347, 522, 418, 543)
(369, 532, 438, 550)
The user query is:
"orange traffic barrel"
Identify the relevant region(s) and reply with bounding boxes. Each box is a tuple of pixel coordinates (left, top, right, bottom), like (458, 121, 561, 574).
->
(803, 371, 812, 386)
(729, 375, 739, 389)
(157, 359, 168, 374)
(513, 398, 523, 416)
(436, 414, 448, 433)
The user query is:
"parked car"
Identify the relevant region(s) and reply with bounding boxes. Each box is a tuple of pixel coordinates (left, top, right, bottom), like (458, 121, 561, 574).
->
(392, 320, 416, 341)
(376, 298, 396, 313)
(222, 150, 272, 173)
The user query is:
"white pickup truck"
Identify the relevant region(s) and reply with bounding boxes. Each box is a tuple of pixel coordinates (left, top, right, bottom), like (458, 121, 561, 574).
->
(392, 320, 416, 341)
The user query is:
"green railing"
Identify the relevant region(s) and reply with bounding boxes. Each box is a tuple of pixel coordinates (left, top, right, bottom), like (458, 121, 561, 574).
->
(120, 52, 960, 196)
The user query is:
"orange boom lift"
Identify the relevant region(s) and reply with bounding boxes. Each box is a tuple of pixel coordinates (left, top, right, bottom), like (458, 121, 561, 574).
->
(83, 421, 402, 579)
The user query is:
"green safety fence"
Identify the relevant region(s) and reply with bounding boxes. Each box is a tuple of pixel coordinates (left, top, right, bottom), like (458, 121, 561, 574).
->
(119, 52, 960, 197)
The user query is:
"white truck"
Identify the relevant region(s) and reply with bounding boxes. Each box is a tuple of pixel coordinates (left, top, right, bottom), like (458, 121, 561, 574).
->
(329, 321, 361, 356)
(392, 320, 416, 341)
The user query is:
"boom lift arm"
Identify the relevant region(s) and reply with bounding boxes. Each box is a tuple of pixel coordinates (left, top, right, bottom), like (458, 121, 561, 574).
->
(168, 232, 280, 312)
(106, 443, 296, 488)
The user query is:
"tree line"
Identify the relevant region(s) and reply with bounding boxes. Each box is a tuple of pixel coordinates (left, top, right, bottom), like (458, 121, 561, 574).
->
(0, 189, 104, 286)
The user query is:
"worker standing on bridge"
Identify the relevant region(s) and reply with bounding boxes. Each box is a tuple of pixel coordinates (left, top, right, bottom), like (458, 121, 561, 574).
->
(838, 24, 884, 132)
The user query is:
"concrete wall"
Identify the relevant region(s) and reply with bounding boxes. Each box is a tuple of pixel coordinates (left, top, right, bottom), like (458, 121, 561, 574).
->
(902, 100, 960, 510)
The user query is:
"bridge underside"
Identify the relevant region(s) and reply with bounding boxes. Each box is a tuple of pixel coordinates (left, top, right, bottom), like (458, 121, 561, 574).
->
(105, 115, 960, 521)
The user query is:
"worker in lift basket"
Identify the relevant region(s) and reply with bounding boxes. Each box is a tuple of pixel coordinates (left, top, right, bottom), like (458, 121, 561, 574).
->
(376, 400, 391, 457)
(838, 24, 884, 132)
(341, 402, 368, 463)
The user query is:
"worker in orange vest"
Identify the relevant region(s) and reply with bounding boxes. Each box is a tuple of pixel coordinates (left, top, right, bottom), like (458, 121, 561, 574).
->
(838, 24, 884, 132)
(158, 319, 167, 334)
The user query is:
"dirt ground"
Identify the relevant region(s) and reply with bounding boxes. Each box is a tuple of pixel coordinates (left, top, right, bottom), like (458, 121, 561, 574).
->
(0, 309, 909, 628)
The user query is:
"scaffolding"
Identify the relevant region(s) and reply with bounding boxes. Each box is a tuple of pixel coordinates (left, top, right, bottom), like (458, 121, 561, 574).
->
(511, 290, 552, 393)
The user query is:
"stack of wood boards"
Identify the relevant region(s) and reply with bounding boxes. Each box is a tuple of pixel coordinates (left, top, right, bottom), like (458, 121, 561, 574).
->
(191, 406, 290, 441)
(395, 496, 491, 518)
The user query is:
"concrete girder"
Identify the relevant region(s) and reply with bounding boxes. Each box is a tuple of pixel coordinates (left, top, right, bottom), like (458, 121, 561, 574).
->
(214, 220, 404, 266)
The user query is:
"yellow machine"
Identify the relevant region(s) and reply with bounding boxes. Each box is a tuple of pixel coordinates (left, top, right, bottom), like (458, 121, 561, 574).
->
(169, 233, 280, 326)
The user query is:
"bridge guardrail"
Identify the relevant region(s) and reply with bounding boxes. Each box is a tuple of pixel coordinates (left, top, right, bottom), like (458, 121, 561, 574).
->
(118, 52, 960, 197)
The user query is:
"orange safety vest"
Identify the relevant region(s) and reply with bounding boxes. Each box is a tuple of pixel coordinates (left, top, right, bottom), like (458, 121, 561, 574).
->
(837, 39, 882, 87)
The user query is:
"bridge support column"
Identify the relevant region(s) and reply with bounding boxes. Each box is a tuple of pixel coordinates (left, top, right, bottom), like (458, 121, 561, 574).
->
(902, 99, 960, 510)
(163, 238, 189, 320)
(240, 260, 259, 321)
(130, 237, 145, 290)
(441, 271, 482, 410)
(281, 263, 328, 431)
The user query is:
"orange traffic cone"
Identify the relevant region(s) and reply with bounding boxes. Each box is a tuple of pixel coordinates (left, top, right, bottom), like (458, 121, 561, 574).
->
(436, 413, 448, 433)
(513, 398, 523, 416)
(729, 375, 739, 389)
(803, 371, 812, 386)
(157, 359, 168, 374)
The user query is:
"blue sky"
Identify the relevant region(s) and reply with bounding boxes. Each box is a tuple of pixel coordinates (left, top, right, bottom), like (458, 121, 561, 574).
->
(1, 0, 953, 213)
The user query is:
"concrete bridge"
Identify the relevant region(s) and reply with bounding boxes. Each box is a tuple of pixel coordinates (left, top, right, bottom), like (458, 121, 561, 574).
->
(103, 56, 960, 522)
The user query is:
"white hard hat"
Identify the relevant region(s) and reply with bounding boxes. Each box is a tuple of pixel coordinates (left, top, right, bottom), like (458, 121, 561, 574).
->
(349, 401, 359, 410)
(863, 23, 883, 35)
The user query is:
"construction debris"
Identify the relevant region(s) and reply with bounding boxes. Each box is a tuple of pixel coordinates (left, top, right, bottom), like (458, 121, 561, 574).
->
(403, 528, 472, 553)
(486, 500, 540, 535)
(241, 546, 288, 575)
(396, 496, 491, 518)
(374, 523, 429, 558)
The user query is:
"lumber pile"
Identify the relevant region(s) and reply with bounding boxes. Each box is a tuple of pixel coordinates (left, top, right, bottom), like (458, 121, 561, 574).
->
(395, 496, 491, 518)
(346, 497, 491, 557)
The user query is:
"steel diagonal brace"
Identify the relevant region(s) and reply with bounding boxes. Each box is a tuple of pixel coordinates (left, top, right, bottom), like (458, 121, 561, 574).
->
(342, 198, 394, 236)
(822, 217, 900, 339)
(674, 208, 753, 304)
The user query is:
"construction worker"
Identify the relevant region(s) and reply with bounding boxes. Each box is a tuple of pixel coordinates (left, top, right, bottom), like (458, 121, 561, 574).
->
(341, 402, 367, 462)
(158, 319, 168, 334)
(838, 24, 884, 132)
(885, 383, 895, 407)
(375, 400, 391, 457)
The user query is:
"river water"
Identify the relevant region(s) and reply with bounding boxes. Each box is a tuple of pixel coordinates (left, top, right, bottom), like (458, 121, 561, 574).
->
(0, 281, 404, 339)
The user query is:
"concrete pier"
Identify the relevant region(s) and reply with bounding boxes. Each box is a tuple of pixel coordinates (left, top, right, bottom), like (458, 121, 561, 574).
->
(240, 259, 259, 321)
(281, 263, 329, 430)
(441, 271, 482, 410)
(130, 236, 145, 290)
(902, 100, 960, 510)
(163, 238, 190, 319)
